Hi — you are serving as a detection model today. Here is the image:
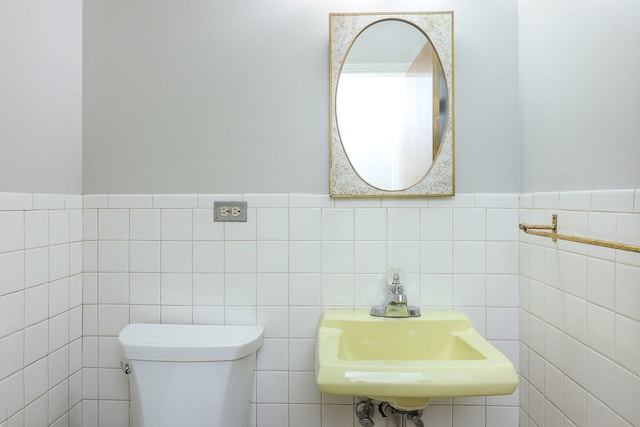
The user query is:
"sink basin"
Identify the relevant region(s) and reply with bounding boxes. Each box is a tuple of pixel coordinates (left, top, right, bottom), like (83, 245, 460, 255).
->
(315, 309, 518, 409)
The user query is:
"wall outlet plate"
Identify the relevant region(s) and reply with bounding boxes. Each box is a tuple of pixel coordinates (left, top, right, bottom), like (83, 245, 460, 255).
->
(213, 201, 248, 222)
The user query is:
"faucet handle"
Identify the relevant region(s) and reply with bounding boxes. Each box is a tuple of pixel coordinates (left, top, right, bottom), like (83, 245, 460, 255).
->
(387, 267, 406, 286)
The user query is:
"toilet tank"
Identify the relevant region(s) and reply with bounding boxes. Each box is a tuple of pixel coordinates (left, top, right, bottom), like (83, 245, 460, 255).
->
(119, 323, 264, 427)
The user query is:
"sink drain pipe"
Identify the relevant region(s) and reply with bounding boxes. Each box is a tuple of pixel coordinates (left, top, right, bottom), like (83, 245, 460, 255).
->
(356, 399, 425, 427)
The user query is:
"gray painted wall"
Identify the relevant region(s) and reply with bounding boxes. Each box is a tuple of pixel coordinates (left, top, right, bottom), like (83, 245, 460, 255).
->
(0, 0, 82, 194)
(83, 0, 520, 194)
(520, 0, 640, 192)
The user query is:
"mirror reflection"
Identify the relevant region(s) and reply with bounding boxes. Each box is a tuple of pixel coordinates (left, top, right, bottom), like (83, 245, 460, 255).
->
(329, 12, 454, 198)
(336, 20, 446, 191)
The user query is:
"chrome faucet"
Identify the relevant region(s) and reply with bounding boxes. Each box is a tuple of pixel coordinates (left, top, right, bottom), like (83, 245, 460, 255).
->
(370, 268, 421, 318)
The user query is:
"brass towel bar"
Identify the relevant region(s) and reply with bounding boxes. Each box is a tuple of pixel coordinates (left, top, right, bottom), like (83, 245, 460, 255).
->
(519, 214, 640, 254)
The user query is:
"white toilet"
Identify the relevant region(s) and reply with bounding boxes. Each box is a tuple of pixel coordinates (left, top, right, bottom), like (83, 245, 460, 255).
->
(118, 323, 264, 427)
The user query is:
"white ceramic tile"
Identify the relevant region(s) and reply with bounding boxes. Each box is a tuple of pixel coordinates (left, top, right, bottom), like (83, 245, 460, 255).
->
(289, 307, 321, 338)
(563, 252, 588, 299)
(615, 314, 640, 375)
(321, 209, 353, 241)
(487, 242, 519, 274)
(289, 194, 333, 208)
(98, 209, 128, 240)
(48, 312, 69, 352)
(387, 241, 420, 273)
(0, 192, 32, 210)
(129, 209, 161, 240)
(354, 241, 386, 274)
(486, 275, 518, 307)
(559, 191, 592, 211)
(192, 241, 224, 273)
(49, 277, 70, 316)
(564, 293, 586, 342)
(97, 241, 128, 273)
(533, 192, 559, 210)
(563, 376, 586, 427)
(192, 274, 224, 306)
(193, 209, 224, 241)
(289, 339, 315, 371)
(256, 274, 288, 306)
(613, 364, 640, 426)
(453, 208, 486, 240)
(98, 273, 129, 305)
(98, 400, 129, 427)
(420, 241, 452, 274)
(129, 241, 161, 272)
(420, 207, 452, 240)
(354, 208, 386, 240)
(160, 241, 192, 273)
(586, 303, 614, 358)
(452, 241, 486, 274)
(196, 194, 242, 208)
(544, 285, 563, 328)
(0, 292, 23, 339)
(617, 212, 640, 246)
(24, 247, 48, 288)
(48, 345, 69, 386)
(161, 274, 192, 305)
(428, 193, 474, 208)
(152, 194, 197, 208)
(130, 273, 161, 305)
(257, 404, 288, 426)
(83, 194, 109, 208)
(98, 368, 129, 399)
(321, 241, 353, 274)
(256, 306, 288, 338)
(592, 189, 635, 213)
(33, 194, 65, 210)
(289, 371, 322, 403)
(419, 274, 452, 307)
(487, 307, 519, 340)
(563, 336, 587, 387)
(25, 210, 49, 250)
(0, 211, 24, 254)
(289, 208, 321, 240)
(49, 243, 70, 281)
(256, 371, 288, 403)
(161, 209, 192, 240)
(224, 274, 256, 306)
(24, 321, 48, 365)
(615, 263, 640, 321)
(24, 284, 48, 327)
(97, 305, 129, 336)
(453, 274, 485, 307)
(452, 405, 485, 427)
(70, 241, 82, 276)
(321, 274, 353, 307)
(289, 241, 321, 273)
(487, 208, 519, 241)
(475, 193, 519, 208)
(224, 241, 256, 273)
(586, 349, 614, 407)
(289, 274, 321, 305)
(387, 208, 420, 240)
(83, 208, 98, 241)
(586, 393, 614, 427)
(256, 208, 288, 240)
(256, 338, 288, 370)
(257, 241, 288, 273)
(82, 241, 98, 273)
(225, 209, 257, 241)
(289, 404, 321, 427)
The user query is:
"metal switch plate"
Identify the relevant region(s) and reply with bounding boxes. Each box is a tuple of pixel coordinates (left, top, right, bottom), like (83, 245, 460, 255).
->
(213, 201, 248, 222)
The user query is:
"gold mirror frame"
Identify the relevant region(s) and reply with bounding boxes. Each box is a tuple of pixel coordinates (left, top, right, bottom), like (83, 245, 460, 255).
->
(329, 12, 454, 197)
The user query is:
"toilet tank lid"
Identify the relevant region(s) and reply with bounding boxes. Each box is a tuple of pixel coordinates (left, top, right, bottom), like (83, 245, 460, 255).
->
(118, 324, 264, 362)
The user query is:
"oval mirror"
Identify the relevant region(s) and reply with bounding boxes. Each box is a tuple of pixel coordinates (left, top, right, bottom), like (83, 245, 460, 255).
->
(336, 19, 446, 191)
(329, 12, 454, 198)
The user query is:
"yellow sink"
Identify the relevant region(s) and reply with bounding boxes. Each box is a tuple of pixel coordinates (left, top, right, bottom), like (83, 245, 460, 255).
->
(315, 309, 518, 409)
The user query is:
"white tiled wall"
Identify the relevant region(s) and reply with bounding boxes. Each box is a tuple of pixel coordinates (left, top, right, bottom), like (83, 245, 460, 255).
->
(81, 193, 520, 427)
(0, 193, 83, 427)
(519, 189, 640, 427)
